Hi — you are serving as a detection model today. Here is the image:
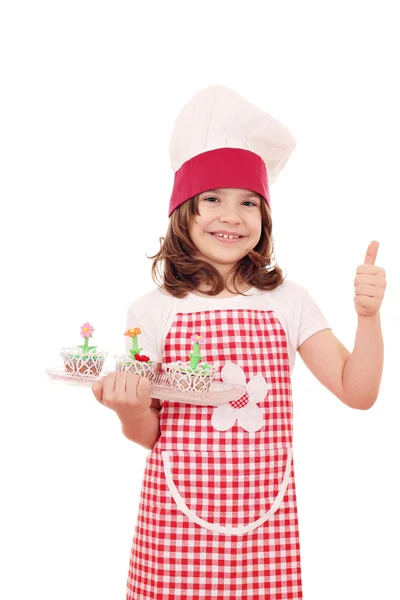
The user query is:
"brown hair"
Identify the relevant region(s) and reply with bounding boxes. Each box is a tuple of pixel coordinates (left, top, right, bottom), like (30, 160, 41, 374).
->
(149, 195, 285, 298)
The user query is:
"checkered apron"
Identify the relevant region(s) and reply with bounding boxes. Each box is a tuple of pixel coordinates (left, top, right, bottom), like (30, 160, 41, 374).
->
(126, 309, 302, 599)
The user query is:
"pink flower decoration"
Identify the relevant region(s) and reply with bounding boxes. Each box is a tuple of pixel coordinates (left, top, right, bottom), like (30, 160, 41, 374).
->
(80, 322, 94, 338)
(190, 334, 204, 344)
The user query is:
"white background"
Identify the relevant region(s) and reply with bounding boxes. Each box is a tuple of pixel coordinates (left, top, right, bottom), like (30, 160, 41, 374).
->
(1, 1, 399, 598)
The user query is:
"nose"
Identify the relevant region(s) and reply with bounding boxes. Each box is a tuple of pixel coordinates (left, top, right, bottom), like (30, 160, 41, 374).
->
(218, 208, 243, 224)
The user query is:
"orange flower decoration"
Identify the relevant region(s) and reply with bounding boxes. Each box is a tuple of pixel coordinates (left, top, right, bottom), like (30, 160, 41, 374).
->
(124, 328, 142, 337)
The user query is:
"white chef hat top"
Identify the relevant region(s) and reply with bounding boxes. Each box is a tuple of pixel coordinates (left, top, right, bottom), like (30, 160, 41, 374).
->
(168, 85, 296, 216)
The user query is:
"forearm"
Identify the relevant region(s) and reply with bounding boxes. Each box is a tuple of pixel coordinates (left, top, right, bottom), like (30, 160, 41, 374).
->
(119, 407, 161, 450)
(342, 313, 384, 409)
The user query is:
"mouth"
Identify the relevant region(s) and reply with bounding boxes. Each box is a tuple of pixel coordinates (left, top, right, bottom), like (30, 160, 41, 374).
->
(208, 232, 244, 243)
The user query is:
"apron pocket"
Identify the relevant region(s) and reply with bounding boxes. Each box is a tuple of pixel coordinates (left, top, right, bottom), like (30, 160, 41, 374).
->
(161, 447, 292, 535)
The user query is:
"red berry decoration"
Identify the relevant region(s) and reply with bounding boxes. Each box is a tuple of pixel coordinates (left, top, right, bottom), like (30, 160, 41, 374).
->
(134, 354, 150, 362)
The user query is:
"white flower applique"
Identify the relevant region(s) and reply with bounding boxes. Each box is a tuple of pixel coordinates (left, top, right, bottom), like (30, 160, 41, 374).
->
(211, 362, 269, 433)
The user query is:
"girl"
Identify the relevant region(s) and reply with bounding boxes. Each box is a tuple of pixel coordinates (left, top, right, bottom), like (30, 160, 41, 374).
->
(92, 85, 386, 599)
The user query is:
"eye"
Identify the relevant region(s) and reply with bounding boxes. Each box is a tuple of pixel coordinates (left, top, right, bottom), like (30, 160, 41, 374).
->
(203, 196, 219, 203)
(243, 200, 258, 207)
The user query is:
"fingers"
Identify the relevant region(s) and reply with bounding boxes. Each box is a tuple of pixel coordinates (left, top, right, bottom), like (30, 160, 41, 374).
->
(353, 294, 381, 312)
(114, 371, 128, 396)
(363, 240, 379, 265)
(101, 372, 119, 408)
(137, 376, 151, 402)
(126, 373, 141, 400)
(103, 371, 117, 397)
(92, 372, 118, 407)
(354, 273, 382, 287)
(91, 376, 106, 404)
(354, 284, 380, 298)
(356, 264, 381, 275)
(92, 372, 152, 414)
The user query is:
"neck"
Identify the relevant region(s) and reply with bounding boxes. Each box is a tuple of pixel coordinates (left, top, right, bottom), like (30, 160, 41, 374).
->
(194, 278, 252, 297)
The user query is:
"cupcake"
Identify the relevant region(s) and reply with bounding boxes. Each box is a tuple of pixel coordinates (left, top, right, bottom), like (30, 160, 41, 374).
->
(166, 334, 215, 392)
(61, 322, 107, 377)
(115, 328, 156, 380)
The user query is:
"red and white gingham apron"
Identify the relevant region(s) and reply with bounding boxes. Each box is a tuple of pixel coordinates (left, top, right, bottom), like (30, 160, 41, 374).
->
(127, 308, 303, 599)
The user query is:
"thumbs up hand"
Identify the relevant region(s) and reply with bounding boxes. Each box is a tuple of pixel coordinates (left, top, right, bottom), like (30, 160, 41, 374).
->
(353, 241, 386, 318)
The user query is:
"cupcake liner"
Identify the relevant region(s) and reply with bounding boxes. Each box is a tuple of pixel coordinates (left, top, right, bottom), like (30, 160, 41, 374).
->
(114, 354, 157, 380)
(166, 361, 216, 392)
(60, 347, 107, 377)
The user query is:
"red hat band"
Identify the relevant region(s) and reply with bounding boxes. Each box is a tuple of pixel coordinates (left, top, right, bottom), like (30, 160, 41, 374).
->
(168, 147, 270, 217)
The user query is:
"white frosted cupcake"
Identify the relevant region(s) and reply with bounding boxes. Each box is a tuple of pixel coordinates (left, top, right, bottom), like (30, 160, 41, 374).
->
(166, 334, 215, 392)
(115, 327, 156, 380)
(61, 322, 107, 377)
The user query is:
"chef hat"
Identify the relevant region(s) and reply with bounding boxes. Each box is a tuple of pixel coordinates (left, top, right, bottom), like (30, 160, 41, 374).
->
(168, 85, 296, 217)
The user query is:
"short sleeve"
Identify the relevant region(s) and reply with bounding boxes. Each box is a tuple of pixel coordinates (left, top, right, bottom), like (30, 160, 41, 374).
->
(125, 297, 162, 363)
(297, 288, 331, 349)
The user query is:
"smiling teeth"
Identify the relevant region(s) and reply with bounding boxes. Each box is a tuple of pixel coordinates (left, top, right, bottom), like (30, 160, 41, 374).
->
(215, 233, 240, 239)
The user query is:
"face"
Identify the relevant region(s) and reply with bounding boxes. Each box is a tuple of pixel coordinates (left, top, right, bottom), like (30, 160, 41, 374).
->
(189, 188, 263, 276)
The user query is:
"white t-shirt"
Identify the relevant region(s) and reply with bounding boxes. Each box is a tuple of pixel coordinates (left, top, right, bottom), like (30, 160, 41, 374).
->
(125, 279, 331, 375)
